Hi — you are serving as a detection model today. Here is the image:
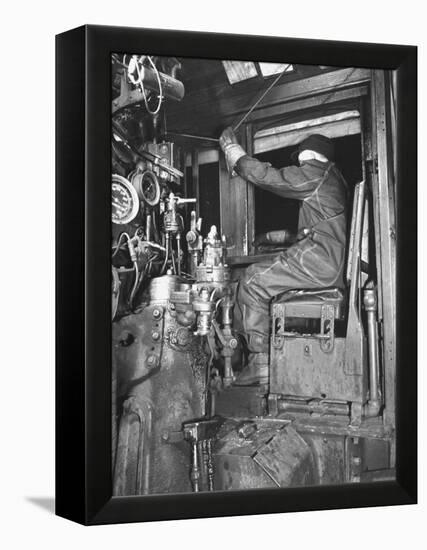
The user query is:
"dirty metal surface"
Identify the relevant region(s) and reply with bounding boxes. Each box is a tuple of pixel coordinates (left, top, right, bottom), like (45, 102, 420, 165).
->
(214, 420, 316, 490)
(271, 336, 366, 403)
(213, 417, 393, 490)
(253, 425, 315, 487)
(299, 433, 346, 485)
(214, 385, 268, 418)
(112, 303, 208, 495)
(213, 420, 279, 490)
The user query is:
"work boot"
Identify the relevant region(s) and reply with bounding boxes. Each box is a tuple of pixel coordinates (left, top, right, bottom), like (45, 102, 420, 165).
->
(233, 353, 269, 386)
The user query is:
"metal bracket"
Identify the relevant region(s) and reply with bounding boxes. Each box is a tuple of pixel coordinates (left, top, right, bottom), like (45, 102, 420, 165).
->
(318, 304, 335, 352)
(272, 302, 335, 352)
(272, 303, 285, 349)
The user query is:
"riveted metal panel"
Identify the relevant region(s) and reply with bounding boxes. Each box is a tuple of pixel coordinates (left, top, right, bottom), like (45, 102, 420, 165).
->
(271, 336, 366, 403)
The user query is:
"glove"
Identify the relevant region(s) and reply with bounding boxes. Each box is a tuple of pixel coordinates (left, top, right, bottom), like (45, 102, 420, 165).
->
(219, 127, 238, 150)
(253, 233, 270, 248)
(219, 127, 247, 173)
(253, 230, 296, 249)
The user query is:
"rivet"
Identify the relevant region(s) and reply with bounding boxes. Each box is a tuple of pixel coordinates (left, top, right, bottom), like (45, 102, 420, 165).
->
(147, 355, 158, 368)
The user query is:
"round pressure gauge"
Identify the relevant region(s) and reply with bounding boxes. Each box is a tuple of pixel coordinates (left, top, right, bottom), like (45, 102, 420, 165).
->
(131, 170, 161, 206)
(112, 174, 140, 224)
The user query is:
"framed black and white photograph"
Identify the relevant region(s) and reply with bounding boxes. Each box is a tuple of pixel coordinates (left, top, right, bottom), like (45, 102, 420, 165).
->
(56, 24, 417, 525)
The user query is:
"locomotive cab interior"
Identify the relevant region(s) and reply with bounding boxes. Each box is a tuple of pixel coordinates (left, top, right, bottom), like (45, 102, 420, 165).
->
(111, 56, 396, 494)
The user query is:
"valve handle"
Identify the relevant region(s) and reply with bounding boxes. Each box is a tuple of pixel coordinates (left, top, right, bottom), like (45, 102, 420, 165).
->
(177, 197, 197, 204)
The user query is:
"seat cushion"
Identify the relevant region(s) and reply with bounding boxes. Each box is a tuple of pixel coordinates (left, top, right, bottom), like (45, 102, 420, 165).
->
(273, 287, 345, 319)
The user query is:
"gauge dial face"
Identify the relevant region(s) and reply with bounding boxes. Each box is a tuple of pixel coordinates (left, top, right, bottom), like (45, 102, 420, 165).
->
(112, 175, 140, 224)
(132, 170, 161, 207)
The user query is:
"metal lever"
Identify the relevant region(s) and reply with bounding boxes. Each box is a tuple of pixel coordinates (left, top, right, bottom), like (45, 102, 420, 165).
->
(182, 418, 222, 492)
(176, 197, 197, 204)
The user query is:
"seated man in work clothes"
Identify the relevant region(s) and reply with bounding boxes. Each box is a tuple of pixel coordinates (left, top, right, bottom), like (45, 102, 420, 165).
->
(219, 128, 348, 385)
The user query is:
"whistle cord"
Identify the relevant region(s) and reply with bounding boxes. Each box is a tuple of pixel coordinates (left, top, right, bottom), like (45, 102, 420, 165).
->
(232, 64, 292, 132)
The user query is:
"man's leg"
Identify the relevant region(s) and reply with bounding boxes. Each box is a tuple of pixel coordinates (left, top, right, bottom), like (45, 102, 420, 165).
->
(235, 253, 321, 385)
(234, 258, 287, 384)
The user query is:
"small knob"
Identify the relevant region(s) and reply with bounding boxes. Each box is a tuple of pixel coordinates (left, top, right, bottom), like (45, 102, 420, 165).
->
(152, 308, 162, 319)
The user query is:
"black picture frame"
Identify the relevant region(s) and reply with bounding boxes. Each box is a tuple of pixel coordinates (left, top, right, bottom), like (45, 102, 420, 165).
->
(56, 24, 417, 525)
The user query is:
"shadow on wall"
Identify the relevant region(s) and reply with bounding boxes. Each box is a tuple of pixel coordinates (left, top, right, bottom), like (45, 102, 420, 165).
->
(26, 497, 55, 514)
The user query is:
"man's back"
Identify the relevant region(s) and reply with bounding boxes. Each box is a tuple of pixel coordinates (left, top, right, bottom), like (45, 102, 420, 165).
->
(236, 155, 348, 288)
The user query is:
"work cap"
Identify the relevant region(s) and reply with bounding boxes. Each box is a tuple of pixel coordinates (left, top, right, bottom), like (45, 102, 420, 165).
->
(291, 134, 335, 161)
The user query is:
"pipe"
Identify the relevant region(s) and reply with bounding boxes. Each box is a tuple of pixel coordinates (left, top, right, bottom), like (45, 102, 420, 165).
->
(145, 213, 151, 242)
(166, 131, 219, 143)
(139, 66, 185, 102)
(176, 234, 181, 276)
(221, 295, 235, 388)
(161, 233, 170, 274)
(363, 283, 382, 417)
(129, 261, 139, 308)
(206, 439, 214, 491)
(170, 239, 177, 275)
(190, 440, 200, 492)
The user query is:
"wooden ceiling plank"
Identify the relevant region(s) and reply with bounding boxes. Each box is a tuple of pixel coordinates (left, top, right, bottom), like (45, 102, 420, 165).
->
(167, 68, 371, 137)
